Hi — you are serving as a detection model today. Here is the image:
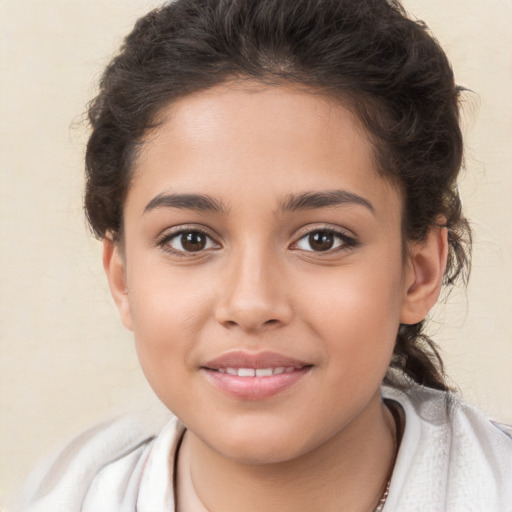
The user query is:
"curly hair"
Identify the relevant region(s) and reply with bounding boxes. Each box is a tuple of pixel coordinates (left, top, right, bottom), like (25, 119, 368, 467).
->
(85, 0, 471, 391)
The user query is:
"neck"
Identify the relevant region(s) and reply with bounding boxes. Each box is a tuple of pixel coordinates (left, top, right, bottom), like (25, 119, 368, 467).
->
(179, 390, 397, 512)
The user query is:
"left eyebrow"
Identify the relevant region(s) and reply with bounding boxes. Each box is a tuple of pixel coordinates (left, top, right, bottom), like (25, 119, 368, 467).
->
(278, 190, 375, 215)
(143, 193, 227, 215)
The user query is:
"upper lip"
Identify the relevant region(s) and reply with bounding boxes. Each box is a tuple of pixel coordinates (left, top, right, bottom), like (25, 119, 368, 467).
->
(203, 350, 310, 370)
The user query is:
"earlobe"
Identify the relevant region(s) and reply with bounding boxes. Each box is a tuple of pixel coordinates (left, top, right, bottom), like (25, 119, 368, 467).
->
(400, 226, 448, 325)
(102, 236, 133, 331)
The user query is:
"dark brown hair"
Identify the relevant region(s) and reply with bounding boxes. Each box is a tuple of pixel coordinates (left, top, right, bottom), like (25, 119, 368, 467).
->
(85, 0, 471, 391)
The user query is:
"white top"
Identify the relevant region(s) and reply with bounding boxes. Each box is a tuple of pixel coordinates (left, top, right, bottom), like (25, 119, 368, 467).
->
(16, 385, 512, 512)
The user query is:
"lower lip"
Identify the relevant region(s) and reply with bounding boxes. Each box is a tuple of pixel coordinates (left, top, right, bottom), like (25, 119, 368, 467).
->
(202, 367, 311, 400)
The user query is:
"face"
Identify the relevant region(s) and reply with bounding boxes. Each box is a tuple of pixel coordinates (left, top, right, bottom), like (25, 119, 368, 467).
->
(107, 83, 425, 464)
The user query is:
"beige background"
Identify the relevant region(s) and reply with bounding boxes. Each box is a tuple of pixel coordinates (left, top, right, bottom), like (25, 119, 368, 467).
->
(1, 0, 511, 506)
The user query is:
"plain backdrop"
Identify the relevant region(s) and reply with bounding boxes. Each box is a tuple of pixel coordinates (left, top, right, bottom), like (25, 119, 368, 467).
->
(1, 0, 511, 506)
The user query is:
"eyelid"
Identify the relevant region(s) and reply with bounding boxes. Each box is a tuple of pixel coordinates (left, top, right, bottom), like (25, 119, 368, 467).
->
(293, 223, 356, 239)
(290, 225, 359, 253)
(156, 224, 221, 255)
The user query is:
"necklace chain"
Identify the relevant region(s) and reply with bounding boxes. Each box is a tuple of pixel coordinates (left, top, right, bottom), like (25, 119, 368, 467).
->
(373, 478, 391, 512)
(372, 400, 403, 512)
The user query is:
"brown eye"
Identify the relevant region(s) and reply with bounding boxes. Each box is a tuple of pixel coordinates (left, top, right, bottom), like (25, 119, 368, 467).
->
(181, 232, 207, 251)
(308, 231, 335, 251)
(163, 230, 217, 253)
(294, 229, 355, 253)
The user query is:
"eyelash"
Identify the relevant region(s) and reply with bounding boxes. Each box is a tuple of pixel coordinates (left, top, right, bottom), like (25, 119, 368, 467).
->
(156, 226, 359, 256)
(157, 227, 220, 256)
(291, 228, 359, 254)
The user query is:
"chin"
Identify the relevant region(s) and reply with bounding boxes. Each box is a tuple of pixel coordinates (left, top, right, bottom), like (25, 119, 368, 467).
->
(199, 421, 316, 465)
(217, 442, 305, 466)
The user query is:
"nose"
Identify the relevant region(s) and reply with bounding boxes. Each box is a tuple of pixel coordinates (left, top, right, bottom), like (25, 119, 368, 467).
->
(214, 247, 293, 332)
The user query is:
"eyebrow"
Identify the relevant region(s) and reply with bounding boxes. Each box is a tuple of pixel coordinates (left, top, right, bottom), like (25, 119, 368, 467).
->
(143, 193, 227, 214)
(278, 190, 375, 214)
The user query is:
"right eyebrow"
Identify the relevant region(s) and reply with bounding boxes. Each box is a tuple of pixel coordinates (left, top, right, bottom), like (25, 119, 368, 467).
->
(143, 193, 227, 215)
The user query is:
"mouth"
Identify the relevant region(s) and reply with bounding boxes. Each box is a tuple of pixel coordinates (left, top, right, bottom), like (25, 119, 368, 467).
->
(201, 351, 313, 400)
(208, 366, 306, 377)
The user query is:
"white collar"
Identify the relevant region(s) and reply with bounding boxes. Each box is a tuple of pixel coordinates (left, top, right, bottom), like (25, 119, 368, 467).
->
(137, 416, 185, 512)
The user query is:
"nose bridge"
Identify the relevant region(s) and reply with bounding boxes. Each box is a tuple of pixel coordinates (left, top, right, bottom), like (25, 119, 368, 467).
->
(216, 240, 291, 331)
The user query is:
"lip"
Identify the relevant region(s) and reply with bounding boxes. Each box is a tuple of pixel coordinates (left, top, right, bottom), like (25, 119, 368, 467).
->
(201, 350, 312, 400)
(204, 350, 309, 370)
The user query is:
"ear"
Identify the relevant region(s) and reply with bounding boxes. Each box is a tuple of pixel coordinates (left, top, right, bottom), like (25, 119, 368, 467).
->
(103, 236, 133, 331)
(400, 225, 449, 325)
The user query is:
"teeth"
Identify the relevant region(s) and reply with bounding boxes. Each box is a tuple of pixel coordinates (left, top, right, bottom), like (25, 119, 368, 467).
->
(255, 368, 273, 377)
(219, 367, 296, 377)
(238, 368, 256, 377)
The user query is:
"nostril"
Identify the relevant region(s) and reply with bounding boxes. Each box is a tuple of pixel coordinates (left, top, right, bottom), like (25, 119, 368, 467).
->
(215, 300, 293, 331)
(220, 317, 281, 331)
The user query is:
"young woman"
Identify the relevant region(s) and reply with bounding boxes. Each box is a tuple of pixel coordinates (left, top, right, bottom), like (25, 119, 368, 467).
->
(17, 0, 512, 511)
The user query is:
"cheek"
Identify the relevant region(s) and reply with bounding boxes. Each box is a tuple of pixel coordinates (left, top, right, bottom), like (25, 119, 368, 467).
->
(303, 260, 403, 319)
(126, 262, 215, 398)
(297, 255, 404, 368)
(128, 247, 215, 331)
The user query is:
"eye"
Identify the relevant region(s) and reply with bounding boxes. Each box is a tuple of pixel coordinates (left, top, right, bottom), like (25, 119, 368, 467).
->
(160, 229, 218, 254)
(294, 229, 355, 252)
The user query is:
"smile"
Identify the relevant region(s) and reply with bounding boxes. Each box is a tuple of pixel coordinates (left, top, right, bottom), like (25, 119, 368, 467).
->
(216, 367, 298, 377)
(201, 351, 312, 400)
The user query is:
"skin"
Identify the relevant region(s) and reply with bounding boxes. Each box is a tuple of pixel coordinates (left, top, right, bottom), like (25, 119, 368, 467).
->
(104, 82, 448, 512)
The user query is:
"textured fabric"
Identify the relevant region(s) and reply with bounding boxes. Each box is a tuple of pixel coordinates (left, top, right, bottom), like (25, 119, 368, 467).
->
(15, 386, 512, 512)
(382, 387, 512, 511)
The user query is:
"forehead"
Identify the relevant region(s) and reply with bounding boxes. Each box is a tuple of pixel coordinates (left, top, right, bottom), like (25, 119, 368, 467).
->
(128, 82, 401, 218)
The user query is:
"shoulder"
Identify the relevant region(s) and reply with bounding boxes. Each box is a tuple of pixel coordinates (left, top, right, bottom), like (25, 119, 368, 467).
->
(384, 384, 512, 445)
(14, 412, 175, 512)
(492, 420, 512, 439)
(382, 385, 512, 512)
